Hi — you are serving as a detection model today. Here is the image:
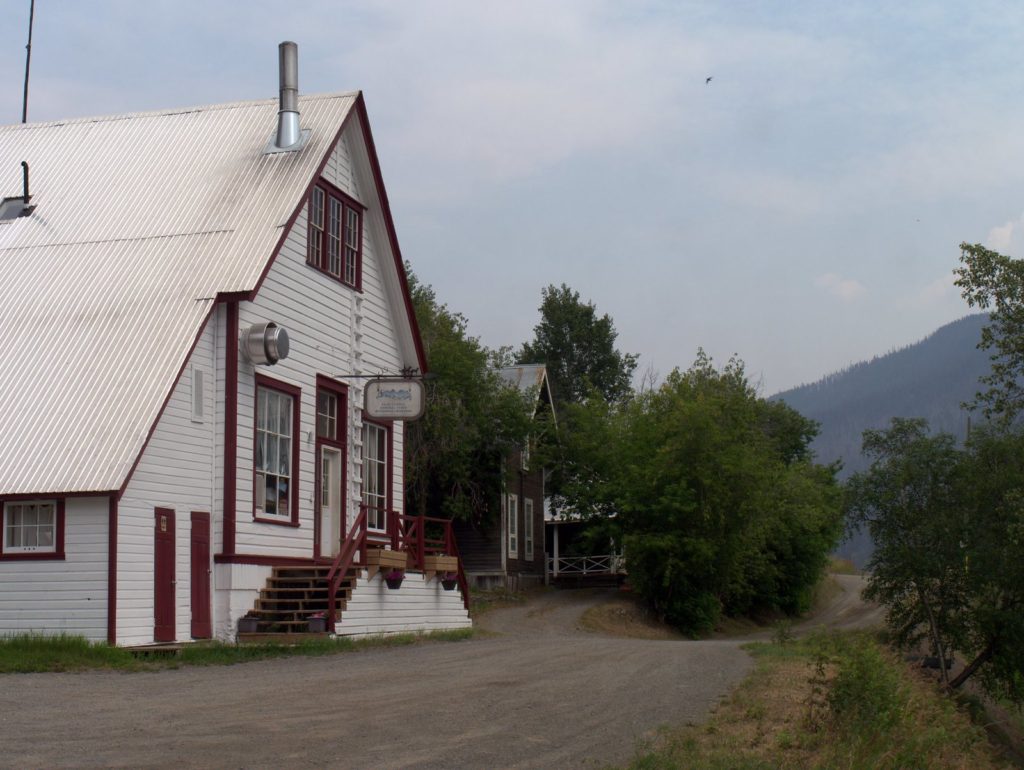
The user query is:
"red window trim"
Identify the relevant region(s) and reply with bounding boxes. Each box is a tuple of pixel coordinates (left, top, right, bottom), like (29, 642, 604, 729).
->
(0, 498, 66, 561)
(306, 178, 364, 292)
(314, 375, 349, 558)
(361, 413, 393, 531)
(253, 374, 301, 527)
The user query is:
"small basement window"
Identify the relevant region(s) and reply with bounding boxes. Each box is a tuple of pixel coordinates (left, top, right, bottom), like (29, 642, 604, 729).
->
(0, 196, 33, 222)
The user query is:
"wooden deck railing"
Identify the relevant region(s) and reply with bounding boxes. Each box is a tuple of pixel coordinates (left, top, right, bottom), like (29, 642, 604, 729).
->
(325, 507, 471, 632)
(548, 553, 625, 578)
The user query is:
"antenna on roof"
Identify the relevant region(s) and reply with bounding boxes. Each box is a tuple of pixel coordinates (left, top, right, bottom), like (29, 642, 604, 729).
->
(22, 0, 35, 123)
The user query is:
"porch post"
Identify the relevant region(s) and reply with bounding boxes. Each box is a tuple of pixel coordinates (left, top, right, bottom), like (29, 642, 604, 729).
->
(553, 524, 559, 578)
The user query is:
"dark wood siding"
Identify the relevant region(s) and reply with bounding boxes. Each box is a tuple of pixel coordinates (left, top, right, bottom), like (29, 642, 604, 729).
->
(505, 451, 545, 577)
(453, 519, 502, 574)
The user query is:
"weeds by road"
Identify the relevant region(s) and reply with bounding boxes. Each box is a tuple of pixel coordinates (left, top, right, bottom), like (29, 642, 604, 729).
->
(0, 628, 473, 673)
(628, 631, 1008, 769)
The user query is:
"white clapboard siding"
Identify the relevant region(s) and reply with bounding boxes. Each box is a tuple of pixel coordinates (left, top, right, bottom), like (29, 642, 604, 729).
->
(233, 116, 404, 559)
(0, 496, 109, 641)
(215, 561, 273, 641)
(336, 571, 472, 637)
(117, 315, 218, 646)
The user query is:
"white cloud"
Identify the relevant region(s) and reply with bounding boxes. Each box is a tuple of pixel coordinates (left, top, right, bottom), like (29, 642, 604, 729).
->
(986, 213, 1024, 254)
(815, 273, 865, 301)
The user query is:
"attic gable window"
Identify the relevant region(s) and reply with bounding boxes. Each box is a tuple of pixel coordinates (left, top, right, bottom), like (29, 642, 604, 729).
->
(306, 181, 363, 291)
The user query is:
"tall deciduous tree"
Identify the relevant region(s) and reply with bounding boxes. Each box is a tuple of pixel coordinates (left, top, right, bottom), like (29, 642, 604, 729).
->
(404, 271, 533, 524)
(846, 418, 1024, 701)
(845, 418, 967, 685)
(520, 284, 638, 406)
(955, 241, 1024, 421)
(554, 352, 843, 633)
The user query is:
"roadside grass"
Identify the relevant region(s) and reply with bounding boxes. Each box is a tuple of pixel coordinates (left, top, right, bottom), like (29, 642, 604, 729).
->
(713, 573, 844, 640)
(0, 628, 474, 673)
(469, 586, 530, 618)
(579, 593, 684, 640)
(828, 556, 860, 575)
(628, 630, 1008, 769)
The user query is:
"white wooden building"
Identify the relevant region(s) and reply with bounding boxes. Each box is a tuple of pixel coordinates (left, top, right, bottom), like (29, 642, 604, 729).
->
(0, 45, 469, 646)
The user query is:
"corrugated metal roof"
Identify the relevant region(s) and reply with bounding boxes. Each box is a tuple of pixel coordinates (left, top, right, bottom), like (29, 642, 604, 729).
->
(497, 364, 556, 426)
(497, 364, 547, 394)
(0, 94, 357, 494)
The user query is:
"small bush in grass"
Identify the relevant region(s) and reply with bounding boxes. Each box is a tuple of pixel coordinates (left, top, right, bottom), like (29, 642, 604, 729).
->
(828, 634, 905, 733)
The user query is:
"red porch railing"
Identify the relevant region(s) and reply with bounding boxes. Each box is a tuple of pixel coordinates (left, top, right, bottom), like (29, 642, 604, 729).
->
(325, 505, 368, 633)
(324, 506, 471, 631)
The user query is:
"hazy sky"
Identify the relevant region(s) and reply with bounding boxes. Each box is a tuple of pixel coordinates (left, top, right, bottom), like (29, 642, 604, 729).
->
(2, 1, 1019, 393)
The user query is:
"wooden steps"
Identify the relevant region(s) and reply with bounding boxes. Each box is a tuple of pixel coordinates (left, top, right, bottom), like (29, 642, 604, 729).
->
(239, 565, 356, 637)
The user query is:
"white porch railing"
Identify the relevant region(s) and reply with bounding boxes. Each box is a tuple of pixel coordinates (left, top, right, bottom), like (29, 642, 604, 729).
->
(548, 554, 625, 577)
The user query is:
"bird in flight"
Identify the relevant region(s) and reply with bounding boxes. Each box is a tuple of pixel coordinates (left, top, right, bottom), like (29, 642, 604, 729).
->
(706, 76, 713, 84)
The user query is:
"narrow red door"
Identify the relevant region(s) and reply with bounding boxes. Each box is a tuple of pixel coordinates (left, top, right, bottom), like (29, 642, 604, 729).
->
(190, 511, 212, 639)
(154, 508, 176, 642)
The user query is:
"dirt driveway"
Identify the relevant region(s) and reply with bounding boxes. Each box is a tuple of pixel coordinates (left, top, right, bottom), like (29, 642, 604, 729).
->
(0, 578, 877, 769)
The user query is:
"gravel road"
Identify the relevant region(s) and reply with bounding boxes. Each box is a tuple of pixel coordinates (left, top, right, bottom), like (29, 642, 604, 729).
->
(0, 578, 878, 769)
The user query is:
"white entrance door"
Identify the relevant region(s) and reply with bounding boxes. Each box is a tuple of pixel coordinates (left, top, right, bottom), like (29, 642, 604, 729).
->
(320, 446, 343, 559)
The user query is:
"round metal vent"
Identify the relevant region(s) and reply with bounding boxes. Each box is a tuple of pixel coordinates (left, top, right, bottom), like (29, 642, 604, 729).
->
(242, 322, 290, 365)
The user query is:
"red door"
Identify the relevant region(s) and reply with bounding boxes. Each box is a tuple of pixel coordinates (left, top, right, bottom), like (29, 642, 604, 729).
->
(190, 511, 212, 639)
(154, 508, 176, 642)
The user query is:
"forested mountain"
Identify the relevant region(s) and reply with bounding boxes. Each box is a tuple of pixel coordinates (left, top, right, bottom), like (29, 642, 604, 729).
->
(773, 314, 991, 565)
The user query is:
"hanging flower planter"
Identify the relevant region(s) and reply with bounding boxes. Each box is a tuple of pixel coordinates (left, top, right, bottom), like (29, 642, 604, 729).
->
(440, 572, 458, 591)
(383, 569, 405, 590)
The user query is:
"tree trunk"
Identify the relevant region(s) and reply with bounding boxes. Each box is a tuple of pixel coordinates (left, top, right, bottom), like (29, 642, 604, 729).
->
(948, 640, 995, 690)
(918, 586, 950, 686)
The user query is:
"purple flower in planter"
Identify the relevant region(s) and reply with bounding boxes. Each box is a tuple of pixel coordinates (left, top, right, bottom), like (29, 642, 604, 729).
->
(383, 569, 405, 589)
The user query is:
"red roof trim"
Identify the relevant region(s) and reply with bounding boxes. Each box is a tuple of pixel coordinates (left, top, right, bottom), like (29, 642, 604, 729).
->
(353, 93, 428, 374)
(246, 93, 427, 373)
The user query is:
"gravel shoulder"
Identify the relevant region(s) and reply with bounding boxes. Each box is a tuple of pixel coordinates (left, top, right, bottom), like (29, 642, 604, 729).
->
(0, 576, 877, 769)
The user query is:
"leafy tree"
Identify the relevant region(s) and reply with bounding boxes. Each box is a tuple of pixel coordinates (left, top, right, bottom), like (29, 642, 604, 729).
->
(845, 419, 967, 685)
(952, 426, 1024, 700)
(553, 352, 842, 633)
(955, 242, 1024, 421)
(404, 271, 533, 524)
(846, 418, 1024, 700)
(519, 284, 638, 406)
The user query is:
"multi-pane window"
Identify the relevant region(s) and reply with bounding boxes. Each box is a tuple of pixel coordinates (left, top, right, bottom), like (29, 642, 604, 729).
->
(507, 493, 519, 557)
(255, 386, 294, 520)
(344, 207, 360, 285)
(317, 390, 337, 440)
(524, 498, 534, 560)
(306, 182, 362, 289)
(3, 501, 56, 553)
(327, 198, 343, 278)
(362, 422, 389, 531)
(307, 187, 324, 269)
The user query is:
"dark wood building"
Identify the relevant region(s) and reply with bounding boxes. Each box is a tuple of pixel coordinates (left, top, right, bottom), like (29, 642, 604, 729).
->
(455, 365, 555, 589)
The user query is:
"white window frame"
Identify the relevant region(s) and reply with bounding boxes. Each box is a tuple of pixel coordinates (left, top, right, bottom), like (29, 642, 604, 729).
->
(362, 421, 389, 531)
(507, 493, 519, 557)
(521, 437, 530, 471)
(3, 500, 57, 554)
(254, 385, 294, 521)
(524, 498, 534, 560)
